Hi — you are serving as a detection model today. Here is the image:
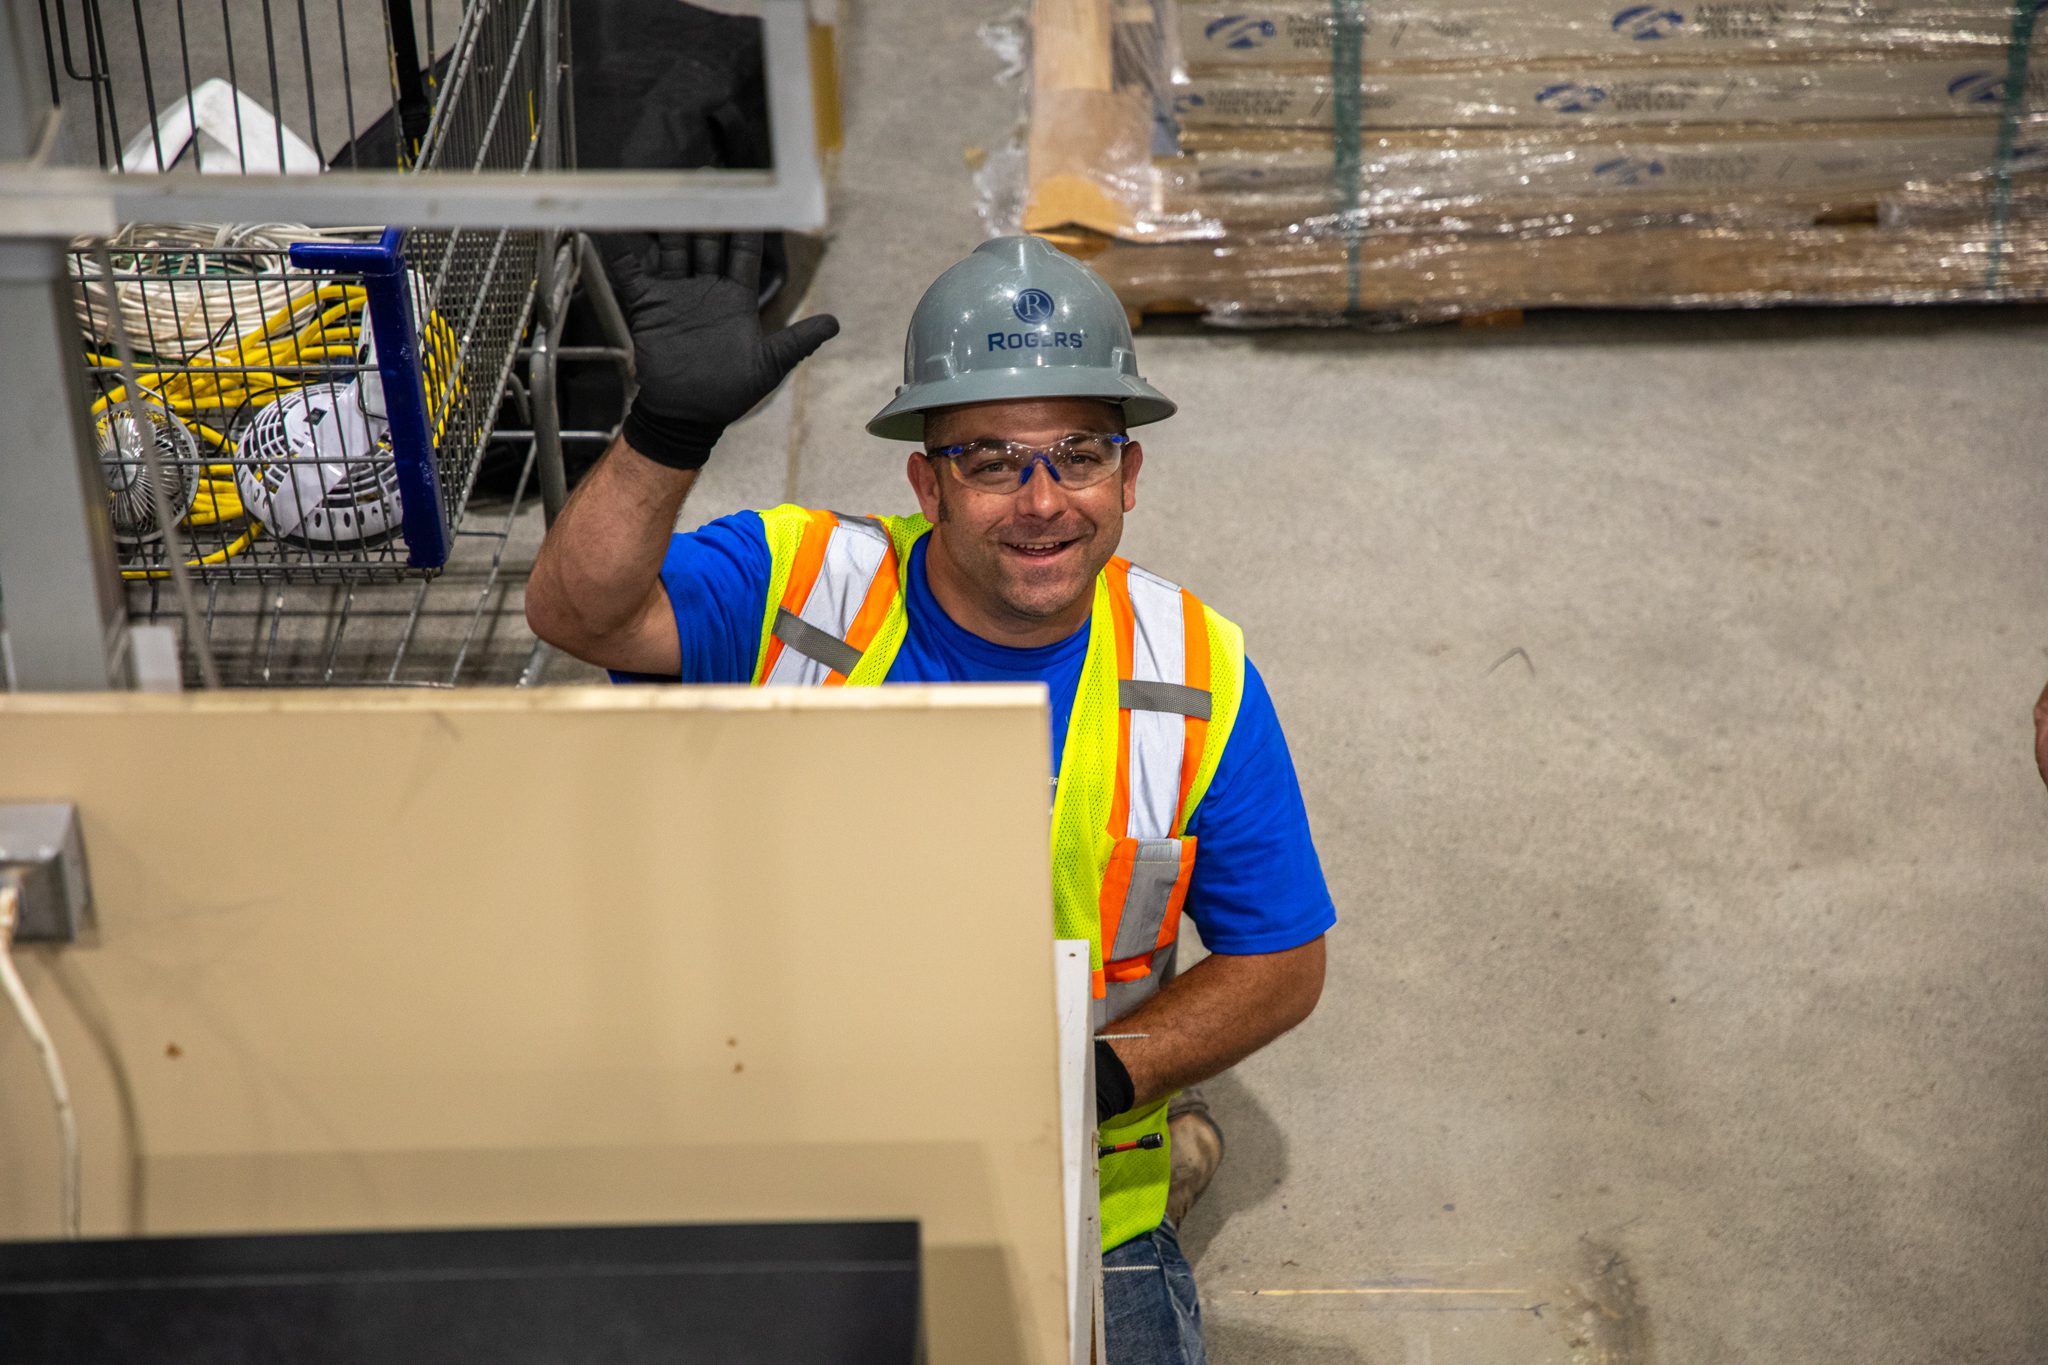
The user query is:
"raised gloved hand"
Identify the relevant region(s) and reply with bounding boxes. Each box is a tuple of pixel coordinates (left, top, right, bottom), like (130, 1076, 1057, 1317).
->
(600, 231, 840, 470)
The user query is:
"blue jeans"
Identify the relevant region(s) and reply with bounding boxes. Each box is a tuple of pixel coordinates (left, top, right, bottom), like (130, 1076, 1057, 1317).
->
(1103, 1220, 1205, 1364)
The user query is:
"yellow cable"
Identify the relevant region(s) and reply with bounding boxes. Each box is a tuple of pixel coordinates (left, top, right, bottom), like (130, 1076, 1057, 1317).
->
(87, 292, 366, 418)
(185, 420, 234, 453)
(184, 480, 244, 526)
(120, 522, 262, 581)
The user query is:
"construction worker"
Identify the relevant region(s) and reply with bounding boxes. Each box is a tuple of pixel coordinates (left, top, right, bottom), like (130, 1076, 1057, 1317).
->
(527, 234, 1333, 1364)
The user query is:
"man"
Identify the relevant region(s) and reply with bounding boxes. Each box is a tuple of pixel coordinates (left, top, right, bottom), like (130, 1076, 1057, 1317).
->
(527, 233, 1333, 1363)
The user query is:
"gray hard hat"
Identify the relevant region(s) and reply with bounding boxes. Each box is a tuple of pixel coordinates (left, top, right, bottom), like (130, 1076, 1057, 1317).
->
(865, 235, 1176, 442)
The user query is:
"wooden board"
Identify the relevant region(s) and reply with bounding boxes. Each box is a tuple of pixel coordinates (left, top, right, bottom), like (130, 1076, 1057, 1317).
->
(0, 686, 1068, 1364)
(1065, 216, 2048, 319)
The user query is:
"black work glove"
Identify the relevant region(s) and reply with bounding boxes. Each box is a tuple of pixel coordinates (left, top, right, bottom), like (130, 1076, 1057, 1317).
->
(599, 231, 839, 470)
(1095, 1040, 1136, 1125)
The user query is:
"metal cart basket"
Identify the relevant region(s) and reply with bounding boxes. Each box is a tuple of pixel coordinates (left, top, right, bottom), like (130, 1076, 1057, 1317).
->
(55, 0, 549, 580)
(38, 0, 608, 684)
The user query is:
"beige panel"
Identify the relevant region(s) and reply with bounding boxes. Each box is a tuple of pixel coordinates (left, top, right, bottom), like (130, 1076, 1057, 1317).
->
(0, 685, 1065, 1364)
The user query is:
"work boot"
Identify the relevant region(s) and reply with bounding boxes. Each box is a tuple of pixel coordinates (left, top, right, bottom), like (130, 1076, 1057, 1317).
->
(1165, 1088, 1224, 1225)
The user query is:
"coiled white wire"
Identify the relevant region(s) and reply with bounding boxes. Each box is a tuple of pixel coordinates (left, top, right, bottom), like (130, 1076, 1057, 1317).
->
(74, 222, 377, 361)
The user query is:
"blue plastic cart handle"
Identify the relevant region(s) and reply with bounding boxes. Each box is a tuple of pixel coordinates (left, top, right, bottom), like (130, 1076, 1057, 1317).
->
(288, 228, 449, 570)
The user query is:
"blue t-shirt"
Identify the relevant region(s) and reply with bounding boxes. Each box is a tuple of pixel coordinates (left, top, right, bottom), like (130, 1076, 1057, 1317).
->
(638, 510, 1335, 955)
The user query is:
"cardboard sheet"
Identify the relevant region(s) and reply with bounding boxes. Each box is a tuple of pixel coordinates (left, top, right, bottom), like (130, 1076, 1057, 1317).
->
(0, 686, 1068, 1363)
(1175, 55, 2048, 130)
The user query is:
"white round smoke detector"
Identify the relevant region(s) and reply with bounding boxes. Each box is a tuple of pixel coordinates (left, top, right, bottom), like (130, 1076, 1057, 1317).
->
(234, 383, 403, 547)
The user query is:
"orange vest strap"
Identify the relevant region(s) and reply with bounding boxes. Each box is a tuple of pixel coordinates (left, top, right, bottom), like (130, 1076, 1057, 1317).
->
(756, 508, 839, 683)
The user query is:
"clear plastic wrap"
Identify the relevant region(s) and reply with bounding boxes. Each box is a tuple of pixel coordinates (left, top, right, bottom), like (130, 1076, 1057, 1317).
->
(1178, 56, 2046, 129)
(1013, 0, 2047, 323)
(1176, 0, 2028, 68)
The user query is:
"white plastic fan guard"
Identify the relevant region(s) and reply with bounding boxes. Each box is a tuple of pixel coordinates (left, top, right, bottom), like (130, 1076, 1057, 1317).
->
(233, 385, 403, 546)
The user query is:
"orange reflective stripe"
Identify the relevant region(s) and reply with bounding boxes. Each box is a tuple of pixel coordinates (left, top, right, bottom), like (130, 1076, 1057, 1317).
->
(1176, 588, 1211, 833)
(826, 537, 902, 686)
(1096, 837, 1136, 987)
(1104, 558, 1137, 838)
(1104, 957, 1154, 984)
(1158, 837, 1197, 948)
(1103, 836, 1195, 982)
(1106, 558, 1136, 676)
(755, 509, 838, 683)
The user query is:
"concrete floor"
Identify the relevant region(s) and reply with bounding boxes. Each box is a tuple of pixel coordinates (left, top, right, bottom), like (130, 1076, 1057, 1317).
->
(689, 4, 2048, 1361)
(94, 0, 2048, 1358)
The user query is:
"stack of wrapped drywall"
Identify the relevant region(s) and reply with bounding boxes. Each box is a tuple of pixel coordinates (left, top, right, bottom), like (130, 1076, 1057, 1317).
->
(1019, 0, 2048, 322)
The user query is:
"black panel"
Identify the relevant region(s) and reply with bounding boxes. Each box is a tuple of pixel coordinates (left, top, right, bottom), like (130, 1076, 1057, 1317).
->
(0, 1221, 920, 1365)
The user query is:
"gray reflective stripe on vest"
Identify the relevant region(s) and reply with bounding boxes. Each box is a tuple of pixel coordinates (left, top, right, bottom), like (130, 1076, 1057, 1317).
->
(838, 513, 887, 538)
(1118, 680, 1210, 719)
(1111, 838, 1184, 962)
(1099, 944, 1180, 1026)
(773, 609, 862, 676)
(763, 514, 893, 685)
(1095, 837, 1186, 1027)
(1123, 564, 1206, 841)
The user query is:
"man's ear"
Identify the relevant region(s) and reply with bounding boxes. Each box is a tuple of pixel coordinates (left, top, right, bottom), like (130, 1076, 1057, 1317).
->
(1120, 440, 1143, 514)
(907, 450, 943, 523)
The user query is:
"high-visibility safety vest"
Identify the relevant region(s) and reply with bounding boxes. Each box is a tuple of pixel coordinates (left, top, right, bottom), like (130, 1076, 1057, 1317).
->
(749, 505, 1246, 1250)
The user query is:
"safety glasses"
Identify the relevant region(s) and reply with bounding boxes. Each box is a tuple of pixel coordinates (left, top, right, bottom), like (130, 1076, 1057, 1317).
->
(924, 433, 1130, 494)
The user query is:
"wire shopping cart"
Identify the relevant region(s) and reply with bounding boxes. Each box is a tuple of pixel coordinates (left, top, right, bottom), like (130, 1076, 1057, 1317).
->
(57, 0, 549, 581)
(39, 0, 622, 684)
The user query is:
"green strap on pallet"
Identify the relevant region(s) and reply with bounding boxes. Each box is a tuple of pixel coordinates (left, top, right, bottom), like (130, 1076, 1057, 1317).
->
(1986, 0, 2040, 290)
(1329, 0, 1366, 314)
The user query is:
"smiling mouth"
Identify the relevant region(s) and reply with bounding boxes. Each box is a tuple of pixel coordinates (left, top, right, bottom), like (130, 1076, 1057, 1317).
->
(1003, 537, 1079, 561)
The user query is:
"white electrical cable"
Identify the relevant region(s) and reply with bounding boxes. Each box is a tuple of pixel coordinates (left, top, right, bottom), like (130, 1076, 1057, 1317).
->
(0, 884, 82, 1239)
(73, 222, 380, 361)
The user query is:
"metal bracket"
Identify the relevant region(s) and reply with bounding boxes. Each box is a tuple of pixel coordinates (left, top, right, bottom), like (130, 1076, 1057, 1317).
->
(0, 803, 93, 943)
(0, 0, 827, 237)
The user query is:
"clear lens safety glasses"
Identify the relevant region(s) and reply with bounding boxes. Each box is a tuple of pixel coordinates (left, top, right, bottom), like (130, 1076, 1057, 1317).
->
(926, 433, 1130, 493)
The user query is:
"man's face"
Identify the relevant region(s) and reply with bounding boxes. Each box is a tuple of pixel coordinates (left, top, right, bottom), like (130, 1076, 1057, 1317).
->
(907, 397, 1143, 637)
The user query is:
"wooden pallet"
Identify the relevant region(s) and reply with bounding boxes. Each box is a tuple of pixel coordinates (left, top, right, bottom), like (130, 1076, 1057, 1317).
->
(1023, 0, 2048, 322)
(1071, 216, 2048, 326)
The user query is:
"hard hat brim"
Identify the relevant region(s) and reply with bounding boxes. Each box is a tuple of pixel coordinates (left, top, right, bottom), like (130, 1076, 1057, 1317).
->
(865, 366, 1177, 442)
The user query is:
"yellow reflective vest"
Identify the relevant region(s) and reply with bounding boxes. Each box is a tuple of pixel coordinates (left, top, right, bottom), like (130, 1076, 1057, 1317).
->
(750, 506, 1246, 1250)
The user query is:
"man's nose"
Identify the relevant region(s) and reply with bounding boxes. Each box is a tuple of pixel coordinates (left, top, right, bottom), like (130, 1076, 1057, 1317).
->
(1016, 452, 1067, 514)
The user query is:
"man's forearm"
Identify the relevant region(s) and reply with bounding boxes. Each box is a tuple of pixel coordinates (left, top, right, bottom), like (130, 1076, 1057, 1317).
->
(526, 434, 696, 657)
(1106, 936, 1325, 1110)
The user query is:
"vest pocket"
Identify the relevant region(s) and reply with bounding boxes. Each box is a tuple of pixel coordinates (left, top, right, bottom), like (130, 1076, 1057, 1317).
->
(1098, 836, 1196, 1014)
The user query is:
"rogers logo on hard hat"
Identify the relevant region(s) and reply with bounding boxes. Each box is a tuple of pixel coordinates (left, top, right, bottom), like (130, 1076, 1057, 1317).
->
(1013, 288, 1056, 323)
(987, 330, 1085, 351)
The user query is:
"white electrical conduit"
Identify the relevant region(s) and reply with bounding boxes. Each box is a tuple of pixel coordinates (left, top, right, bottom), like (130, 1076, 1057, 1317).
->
(0, 884, 82, 1239)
